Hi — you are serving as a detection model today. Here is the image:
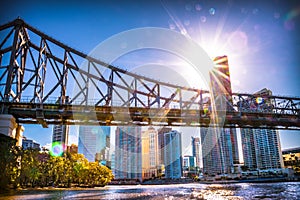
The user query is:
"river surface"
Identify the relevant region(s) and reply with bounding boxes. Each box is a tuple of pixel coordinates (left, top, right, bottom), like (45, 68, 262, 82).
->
(0, 182, 299, 199)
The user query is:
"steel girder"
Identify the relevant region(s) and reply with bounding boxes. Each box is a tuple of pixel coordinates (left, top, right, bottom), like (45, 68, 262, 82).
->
(0, 19, 210, 111)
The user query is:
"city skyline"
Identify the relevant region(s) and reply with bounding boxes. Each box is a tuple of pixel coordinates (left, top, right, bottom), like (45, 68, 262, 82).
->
(0, 0, 299, 151)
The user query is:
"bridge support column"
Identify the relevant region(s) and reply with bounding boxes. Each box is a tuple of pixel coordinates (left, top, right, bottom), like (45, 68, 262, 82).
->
(0, 114, 24, 147)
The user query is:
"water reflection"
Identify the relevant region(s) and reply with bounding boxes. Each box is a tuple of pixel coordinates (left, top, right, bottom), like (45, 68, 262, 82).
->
(0, 182, 299, 200)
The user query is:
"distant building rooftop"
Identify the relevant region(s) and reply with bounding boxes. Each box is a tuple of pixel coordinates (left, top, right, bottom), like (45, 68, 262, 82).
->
(22, 137, 41, 151)
(282, 147, 300, 154)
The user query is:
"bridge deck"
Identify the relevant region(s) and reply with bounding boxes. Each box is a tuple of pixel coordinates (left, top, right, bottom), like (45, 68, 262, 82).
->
(2, 102, 299, 130)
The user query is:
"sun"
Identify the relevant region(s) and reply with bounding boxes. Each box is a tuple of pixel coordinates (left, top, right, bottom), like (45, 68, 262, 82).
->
(199, 38, 229, 60)
(192, 31, 249, 93)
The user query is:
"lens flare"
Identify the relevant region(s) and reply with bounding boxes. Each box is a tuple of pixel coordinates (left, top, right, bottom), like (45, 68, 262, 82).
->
(209, 8, 216, 15)
(255, 97, 264, 105)
(50, 142, 65, 157)
(204, 107, 209, 115)
(284, 7, 300, 31)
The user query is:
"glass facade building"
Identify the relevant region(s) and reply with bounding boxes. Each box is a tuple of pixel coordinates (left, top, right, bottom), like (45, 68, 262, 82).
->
(78, 126, 110, 164)
(240, 88, 284, 170)
(114, 126, 142, 181)
(52, 125, 69, 152)
(164, 130, 182, 179)
(192, 137, 201, 168)
(201, 56, 238, 175)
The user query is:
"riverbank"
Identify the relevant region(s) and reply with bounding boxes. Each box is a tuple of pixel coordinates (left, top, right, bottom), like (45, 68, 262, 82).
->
(141, 176, 300, 185)
(141, 178, 195, 185)
(200, 177, 296, 184)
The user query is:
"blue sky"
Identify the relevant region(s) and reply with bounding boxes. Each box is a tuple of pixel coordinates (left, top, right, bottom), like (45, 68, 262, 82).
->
(1, 0, 299, 150)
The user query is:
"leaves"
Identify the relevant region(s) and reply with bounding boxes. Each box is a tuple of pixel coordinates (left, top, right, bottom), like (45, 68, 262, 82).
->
(1, 141, 113, 189)
(0, 134, 21, 191)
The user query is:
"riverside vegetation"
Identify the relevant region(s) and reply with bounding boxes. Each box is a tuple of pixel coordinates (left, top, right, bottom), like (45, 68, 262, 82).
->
(0, 134, 113, 191)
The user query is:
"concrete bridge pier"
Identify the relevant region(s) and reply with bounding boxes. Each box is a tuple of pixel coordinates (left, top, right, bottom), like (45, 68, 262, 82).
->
(0, 114, 24, 147)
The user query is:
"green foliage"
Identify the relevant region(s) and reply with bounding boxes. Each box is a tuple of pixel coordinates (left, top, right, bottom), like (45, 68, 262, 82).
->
(68, 153, 113, 187)
(1, 139, 113, 189)
(0, 134, 21, 191)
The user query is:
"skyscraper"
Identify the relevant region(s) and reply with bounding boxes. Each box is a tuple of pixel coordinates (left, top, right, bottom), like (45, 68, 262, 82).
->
(239, 88, 284, 170)
(183, 155, 196, 169)
(201, 127, 222, 175)
(142, 127, 159, 180)
(211, 56, 239, 165)
(158, 127, 172, 166)
(191, 137, 201, 168)
(52, 125, 69, 150)
(164, 130, 182, 179)
(114, 126, 142, 182)
(78, 126, 110, 163)
(201, 56, 238, 175)
(52, 97, 70, 153)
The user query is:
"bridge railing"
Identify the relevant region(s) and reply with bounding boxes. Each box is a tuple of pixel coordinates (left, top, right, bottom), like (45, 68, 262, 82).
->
(9, 93, 300, 117)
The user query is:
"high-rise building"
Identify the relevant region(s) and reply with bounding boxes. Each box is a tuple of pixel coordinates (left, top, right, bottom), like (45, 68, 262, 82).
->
(164, 130, 182, 179)
(141, 127, 159, 180)
(110, 153, 115, 171)
(239, 88, 284, 170)
(191, 137, 201, 168)
(201, 127, 222, 175)
(114, 126, 142, 182)
(240, 128, 256, 169)
(52, 97, 70, 153)
(22, 136, 40, 150)
(158, 127, 172, 166)
(52, 125, 69, 150)
(78, 126, 110, 164)
(183, 155, 196, 169)
(211, 56, 239, 165)
(241, 129, 283, 170)
(201, 56, 238, 175)
(182, 155, 197, 177)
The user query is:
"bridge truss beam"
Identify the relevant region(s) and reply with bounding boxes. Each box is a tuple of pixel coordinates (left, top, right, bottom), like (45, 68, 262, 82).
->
(0, 19, 299, 130)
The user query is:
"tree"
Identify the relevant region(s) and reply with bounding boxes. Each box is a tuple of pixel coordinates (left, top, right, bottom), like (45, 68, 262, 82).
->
(0, 134, 21, 191)
(1, 148, 114, 189)
(19, 149, 41, 187)
(70, 153, 89, 186)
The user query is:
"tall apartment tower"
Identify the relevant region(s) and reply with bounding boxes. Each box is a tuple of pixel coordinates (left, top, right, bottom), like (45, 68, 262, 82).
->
(52, 97, 70, 152)
(114, 126, 142, 182)
(201, 56, 238, 175)
(239, 88, 284, 170)
(211, 56, 239, 165)
(191, 137, 201, 168)
(141, 127, 159, 180)
(157, 127, 172, 166)
(201, 127, 223, 175)
(52, 125, 69, 150)
(78, 126, 110, 164)
(164, 130, 182, 179)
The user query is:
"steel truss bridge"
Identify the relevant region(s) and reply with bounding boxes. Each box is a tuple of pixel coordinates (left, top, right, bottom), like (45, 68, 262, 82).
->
(0, 19, 299, 130)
